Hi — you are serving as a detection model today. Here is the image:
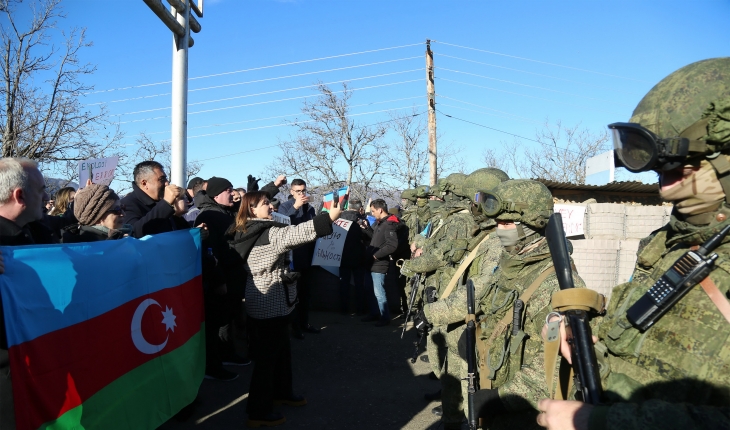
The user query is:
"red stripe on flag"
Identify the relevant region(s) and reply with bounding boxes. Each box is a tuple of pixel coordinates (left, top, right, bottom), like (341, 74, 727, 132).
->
(10, 276, 204, 430)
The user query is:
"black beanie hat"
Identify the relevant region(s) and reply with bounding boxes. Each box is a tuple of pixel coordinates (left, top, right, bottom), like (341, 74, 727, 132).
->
(206, 177, 233, 198)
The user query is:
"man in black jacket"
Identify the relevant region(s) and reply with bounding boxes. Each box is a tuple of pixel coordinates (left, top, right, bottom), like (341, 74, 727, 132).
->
(338, 200, 367, 314)
(0, 158, 54, 429)
(121, 161, 190, 238)
(362, 199, 402, 327)
(277, 179, 320, 338)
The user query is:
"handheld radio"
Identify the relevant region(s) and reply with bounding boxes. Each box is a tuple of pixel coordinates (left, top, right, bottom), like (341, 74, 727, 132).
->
(627, 224, 730, 331)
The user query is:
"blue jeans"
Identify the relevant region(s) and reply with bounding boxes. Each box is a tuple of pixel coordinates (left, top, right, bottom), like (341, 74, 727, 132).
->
(370, 272, 390, 321)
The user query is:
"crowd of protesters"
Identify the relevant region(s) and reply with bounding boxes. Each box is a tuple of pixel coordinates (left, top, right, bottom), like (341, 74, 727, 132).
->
(0, 157, 414, 428)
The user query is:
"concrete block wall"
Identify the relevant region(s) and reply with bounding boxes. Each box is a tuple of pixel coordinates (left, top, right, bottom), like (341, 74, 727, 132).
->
(572, 203, 670, 301)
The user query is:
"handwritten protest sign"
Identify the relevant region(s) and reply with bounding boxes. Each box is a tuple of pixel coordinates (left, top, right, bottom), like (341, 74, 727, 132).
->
(78, 156, 119, 188)
(311, 218, 353, 267)
(554, 204, 586, 237)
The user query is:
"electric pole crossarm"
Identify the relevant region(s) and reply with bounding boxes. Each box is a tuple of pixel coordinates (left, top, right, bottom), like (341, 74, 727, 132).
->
(190, 0, 203, 17)
(143, 0, 185, 37)
(167, 0, 202, 32)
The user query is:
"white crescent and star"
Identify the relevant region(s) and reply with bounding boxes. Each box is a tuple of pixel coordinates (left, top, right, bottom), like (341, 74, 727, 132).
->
(131, 298, 177, 355)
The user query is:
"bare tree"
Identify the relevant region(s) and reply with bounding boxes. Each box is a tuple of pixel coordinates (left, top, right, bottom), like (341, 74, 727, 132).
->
(113, 133, 202, 194)
(0, 0, 122, 170)
(385, 108, 466, 190)
(481, 121, 609, 184)
(274, 82, 387, 201)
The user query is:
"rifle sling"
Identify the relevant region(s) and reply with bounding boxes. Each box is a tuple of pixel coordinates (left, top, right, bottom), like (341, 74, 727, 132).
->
(477, 266, 556, 389)
(544, 289, 606, 400)
(440, 233, 492, 300)
(699, 277, 730, 325)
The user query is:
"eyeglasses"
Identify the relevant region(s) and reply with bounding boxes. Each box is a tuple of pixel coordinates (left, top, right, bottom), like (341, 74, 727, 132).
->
(158, 176, 169, 184)
(291, 189, 307, 194)
(106, 205, 125, 216)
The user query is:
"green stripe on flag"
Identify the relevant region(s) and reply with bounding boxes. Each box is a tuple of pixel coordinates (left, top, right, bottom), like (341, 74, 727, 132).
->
(39, 326, 205, 430)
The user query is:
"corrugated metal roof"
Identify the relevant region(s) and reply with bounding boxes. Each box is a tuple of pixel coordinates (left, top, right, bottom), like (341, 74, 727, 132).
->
(536, 179, 659, 194)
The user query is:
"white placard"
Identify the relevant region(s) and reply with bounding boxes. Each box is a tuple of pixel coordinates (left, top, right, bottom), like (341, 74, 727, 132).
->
(311, 219, 353, 267)
(554, 204, 586, 237)
(78, 156, 119, 188)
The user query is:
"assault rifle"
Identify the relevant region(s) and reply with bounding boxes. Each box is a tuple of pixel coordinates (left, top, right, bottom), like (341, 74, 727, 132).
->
(465, 278, 478, 430)
(545, 213, 602, 405)
(401, 220, 433, 339)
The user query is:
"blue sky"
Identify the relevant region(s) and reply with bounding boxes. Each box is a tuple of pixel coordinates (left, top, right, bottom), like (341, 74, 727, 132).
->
(11, 0, 730, 189)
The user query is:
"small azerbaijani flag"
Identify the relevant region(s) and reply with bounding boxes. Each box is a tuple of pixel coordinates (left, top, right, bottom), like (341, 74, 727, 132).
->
(321, 186, 349, 212)
(0, 229, 205, 430)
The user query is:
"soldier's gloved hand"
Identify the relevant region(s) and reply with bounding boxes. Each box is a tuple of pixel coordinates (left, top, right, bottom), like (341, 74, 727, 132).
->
(424, 286, 437, 303)
(413, 310, 432, 335)
(400, 261, 416, 278)
(473, 389, 507, 426)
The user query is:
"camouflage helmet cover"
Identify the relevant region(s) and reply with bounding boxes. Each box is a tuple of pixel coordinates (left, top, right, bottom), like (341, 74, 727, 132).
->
(415, 184, 431, 198)
(462, 168, 509, 203)
(630, 57, 730, 140)
(400, 189, 416, 202)
(438, 173, 468, 196)
(490, 179, 554, 229)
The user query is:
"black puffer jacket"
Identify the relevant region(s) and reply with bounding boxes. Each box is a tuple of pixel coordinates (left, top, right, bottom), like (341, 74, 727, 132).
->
(365, 214, 404, 274)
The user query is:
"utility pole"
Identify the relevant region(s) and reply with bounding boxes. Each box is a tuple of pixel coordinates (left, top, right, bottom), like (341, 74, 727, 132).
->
(426, 39, 437, 187)
(143, 0, 203, 187)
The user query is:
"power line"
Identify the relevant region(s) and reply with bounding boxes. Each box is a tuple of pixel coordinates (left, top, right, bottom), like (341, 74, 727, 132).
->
(86, 42, 424, 95)
(118, 79, 422, 123)
(436, 95, 540, 123)
(89, 57, 422, 106)
(111, 70, 421, 115)
(136, 96, 424, 137)
(437, 77, 624, 115)
(436, 108, 582, 155)
(437, 67, 630, 106)
(438, 103, 535, 124)
(438, 54, 639, 96)
(162, 105, 422, 142)
(194, 111, 424, 162)
(432, 41, 650, 83)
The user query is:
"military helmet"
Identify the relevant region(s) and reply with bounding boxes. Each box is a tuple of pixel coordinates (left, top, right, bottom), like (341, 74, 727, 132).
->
(435, 173, 467, 196)
(480, 179, 553, 229)
(400, 189, 416, 203)
(610, 57, 730, 173)
(415, 184, 431, 199)
(461, 168, 509, 203)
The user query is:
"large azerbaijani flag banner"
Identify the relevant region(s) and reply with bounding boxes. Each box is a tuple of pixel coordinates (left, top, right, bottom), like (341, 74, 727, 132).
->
(0, 229, 205, 430)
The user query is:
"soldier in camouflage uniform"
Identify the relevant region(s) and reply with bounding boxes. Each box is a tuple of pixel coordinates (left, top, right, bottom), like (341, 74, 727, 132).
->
(403, 169, 508, 429)
(401, 186, 432, 244)
(537, 58, 730, 430)
(465, 179, 587, 430)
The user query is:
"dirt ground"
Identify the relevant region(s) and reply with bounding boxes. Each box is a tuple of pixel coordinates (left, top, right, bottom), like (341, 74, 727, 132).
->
(159, 311, 455, 430)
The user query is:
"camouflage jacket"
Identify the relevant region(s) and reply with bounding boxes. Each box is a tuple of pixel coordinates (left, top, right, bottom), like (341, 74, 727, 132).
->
(589, 217, 730, 430)
(424, 234, 503, 326)
(477, 237, 586, 412)
(403, 201, 480, 278)
(404, 204, 432, 243)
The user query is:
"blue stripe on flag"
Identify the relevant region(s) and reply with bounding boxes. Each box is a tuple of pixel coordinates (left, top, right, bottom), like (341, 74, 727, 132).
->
(0, 229, 202, 347)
